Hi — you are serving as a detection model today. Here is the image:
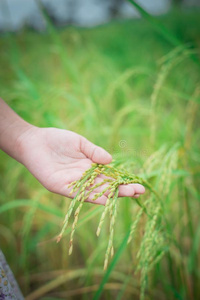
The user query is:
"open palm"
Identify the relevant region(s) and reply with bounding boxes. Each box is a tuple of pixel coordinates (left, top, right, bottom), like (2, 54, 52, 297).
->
(20, 127, 145, 205)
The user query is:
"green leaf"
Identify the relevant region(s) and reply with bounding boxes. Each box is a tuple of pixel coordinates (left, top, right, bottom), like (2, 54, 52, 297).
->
(93, 230, 130, 300)
(0, 199, 63, 217)
(127, 0, 180, 47)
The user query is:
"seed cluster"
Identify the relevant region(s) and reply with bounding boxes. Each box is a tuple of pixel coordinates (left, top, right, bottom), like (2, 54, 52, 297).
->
(57, 163, 158, 270)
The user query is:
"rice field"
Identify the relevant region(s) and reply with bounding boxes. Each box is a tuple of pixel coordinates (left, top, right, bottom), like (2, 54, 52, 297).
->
(0, 5, 200, 300)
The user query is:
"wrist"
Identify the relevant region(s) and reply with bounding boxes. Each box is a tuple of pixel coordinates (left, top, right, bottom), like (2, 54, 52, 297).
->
(0, 117, 35, 164)
(14, 122, 39, 164)
(0, 98, 39, 164)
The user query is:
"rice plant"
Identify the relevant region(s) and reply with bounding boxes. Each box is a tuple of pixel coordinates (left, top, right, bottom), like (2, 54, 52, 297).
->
(56, 162, 168, 299)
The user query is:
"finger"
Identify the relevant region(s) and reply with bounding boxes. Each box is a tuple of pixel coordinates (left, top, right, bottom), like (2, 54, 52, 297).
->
(80, 137, 112, 164)
(118, 184, 145, 197)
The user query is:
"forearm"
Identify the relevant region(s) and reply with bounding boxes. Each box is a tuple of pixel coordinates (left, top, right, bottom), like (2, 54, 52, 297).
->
(0, 98, 33, 163)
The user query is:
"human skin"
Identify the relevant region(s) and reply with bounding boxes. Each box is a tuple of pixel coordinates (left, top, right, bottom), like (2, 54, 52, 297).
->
(0, 98, 145, 205)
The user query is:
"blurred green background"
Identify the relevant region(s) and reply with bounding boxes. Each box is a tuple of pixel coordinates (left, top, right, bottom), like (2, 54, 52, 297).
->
(0, 1, 200, 299)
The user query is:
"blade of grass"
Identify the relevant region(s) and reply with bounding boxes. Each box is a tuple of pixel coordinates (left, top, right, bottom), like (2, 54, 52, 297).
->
(116, 274, 133, 300)
(26, 268, 128, 300)
(127, 0, 200, 67)
(0, 199, 63, 217)
(93, 230, 130, 300)
(127, 0, 180, 47)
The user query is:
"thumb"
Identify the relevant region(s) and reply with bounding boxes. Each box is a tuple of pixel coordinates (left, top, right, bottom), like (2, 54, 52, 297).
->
(80, 137, 112, 164)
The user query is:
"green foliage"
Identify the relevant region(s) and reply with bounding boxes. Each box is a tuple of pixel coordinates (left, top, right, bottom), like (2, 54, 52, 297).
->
(0, 5, 200, 300)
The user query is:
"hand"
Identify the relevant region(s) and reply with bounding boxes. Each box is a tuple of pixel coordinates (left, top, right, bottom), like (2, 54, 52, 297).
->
(19, 127, 145, 205)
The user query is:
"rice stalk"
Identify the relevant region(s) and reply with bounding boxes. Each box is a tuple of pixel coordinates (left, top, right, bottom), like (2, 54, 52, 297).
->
(56, 164, 97, 243)
(143, 145, 167, 175)
(158, 146, 178, 196)
(105, 67, 148, 104)
(127, 206, 144, 244)
(150, 47, 195, 144)
(69, 170, 102, 254)
(104, 188, 119, 270)
(57, 163, 160, 269)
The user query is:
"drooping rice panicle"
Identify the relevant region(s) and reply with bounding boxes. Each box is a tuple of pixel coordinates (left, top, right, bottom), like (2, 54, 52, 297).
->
(57, 184, 86, 243)
(140, 265, 148, 300)
(68, 188, 86, 255)
(127, 208, 144, 244)
(96, 186, 116, 237)
(136, 203, 161, 262)
(68, 169, 102, 254)
(148, 249, 166, 272)
(57, 164, 98, 242)
(103, 188, 119, 270)
(57, 162, 161, 276)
